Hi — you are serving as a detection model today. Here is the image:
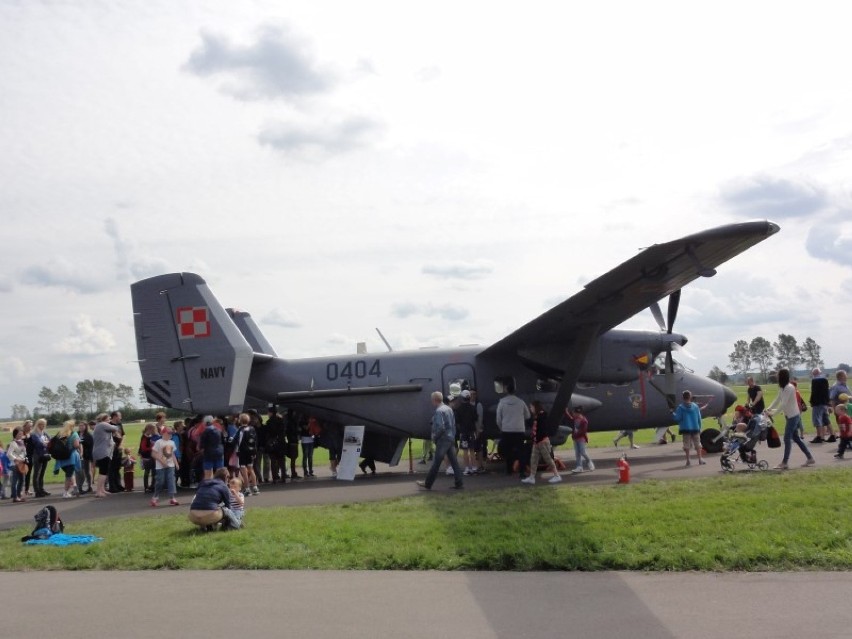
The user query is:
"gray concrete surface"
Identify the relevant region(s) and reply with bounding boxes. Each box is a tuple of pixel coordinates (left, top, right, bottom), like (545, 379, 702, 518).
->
(3, 441, 850, 638)
(6, 570, 852, 638)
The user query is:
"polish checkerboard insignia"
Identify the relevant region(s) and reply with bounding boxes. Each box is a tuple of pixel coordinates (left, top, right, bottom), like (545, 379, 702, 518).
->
(177, 306, 210, 339)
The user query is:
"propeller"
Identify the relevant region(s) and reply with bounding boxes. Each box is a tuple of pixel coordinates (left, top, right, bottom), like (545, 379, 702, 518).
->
(649, 290, 682, 409)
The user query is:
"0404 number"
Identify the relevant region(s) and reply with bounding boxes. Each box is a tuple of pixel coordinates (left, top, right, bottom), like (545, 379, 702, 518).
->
(327, 360, 382, 381)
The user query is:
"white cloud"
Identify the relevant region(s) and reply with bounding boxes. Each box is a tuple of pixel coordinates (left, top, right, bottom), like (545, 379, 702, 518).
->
(184, 25, 336, 102)
(262, 308, 302, 328)
(422, 260, 494, 280)
(56, 316, 117, 355)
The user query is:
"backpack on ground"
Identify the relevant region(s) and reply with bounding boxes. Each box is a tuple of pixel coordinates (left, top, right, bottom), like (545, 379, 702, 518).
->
(48, 434, 72, 460)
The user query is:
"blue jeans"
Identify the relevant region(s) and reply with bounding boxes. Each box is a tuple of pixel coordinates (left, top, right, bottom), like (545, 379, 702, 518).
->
(573, 440, 592, 469)
(11, 469, 24, 500)
(424, 437, 463, 488)
(153, 467, 176, 499)
(301, 442, 314, 475)
(782, 414, 812, 464)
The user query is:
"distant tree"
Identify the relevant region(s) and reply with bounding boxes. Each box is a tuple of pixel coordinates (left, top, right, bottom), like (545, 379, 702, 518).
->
(56, 384, 75, 414)
(91, 379, 115, 414)
(773, 334, 803, 371)
(115, 383, 135, 410)
(708, 366, 729, 384)
(76, 380, 95, 414)
(138, 382, 149, 406)
(749, 337, 774, 383)
(10, 404, 30, 420)
(728, 340, 751, 378)
(838, 363, 851, 374)
(800, 337, 824, 371)
(37, 386, 59, 415)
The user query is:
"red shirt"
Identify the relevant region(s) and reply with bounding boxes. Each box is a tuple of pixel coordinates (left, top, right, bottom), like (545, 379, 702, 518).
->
(838, 413, 852, 439)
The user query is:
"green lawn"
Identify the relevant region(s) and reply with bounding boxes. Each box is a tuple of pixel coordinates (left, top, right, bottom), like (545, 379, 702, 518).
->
(2, 466, 851, 571)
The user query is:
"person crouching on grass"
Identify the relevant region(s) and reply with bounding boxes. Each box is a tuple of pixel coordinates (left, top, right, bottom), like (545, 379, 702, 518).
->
(150, 427, 180, 507)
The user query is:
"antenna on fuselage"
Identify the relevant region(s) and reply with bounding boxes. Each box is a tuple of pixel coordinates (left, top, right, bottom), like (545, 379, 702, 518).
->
(376, 328, 394, 352)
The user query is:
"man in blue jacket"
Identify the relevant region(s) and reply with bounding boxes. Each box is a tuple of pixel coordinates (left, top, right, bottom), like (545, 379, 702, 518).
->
(672, 390, 704, 467)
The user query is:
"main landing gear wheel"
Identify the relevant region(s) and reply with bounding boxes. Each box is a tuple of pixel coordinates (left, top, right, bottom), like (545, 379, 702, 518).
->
(701, 428, 723, 454)
(757, 460, 769, 471)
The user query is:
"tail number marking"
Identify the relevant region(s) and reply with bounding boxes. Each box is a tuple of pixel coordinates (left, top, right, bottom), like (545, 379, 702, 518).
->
(327, 360, 381, 381)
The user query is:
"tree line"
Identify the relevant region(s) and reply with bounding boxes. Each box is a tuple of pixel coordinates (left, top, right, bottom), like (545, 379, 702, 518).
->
(7, 380, 175, 425)
(709, 334, 849, 383)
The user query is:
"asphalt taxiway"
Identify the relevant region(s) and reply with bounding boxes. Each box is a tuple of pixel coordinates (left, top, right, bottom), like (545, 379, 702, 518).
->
(3, 442, 851, 638)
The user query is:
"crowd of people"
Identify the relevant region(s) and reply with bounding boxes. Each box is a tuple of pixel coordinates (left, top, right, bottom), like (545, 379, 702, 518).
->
(0, 407, 341, 509)
(3, 368, 849, 505)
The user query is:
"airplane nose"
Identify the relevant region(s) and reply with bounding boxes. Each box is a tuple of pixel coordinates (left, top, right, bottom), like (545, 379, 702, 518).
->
(723, 385, 737, 411)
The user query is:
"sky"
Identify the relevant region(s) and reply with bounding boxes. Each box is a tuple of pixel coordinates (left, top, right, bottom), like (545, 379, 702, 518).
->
(2, 0, 852, 417)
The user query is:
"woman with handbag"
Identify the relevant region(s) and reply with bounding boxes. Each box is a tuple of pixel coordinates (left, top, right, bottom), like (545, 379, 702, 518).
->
(6, 427, 29, 503)
(765, 368, 816, 470)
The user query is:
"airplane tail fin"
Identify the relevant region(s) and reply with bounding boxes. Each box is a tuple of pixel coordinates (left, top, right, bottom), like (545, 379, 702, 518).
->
(131, 273, 254, 415)
(227, 308, 278, 357)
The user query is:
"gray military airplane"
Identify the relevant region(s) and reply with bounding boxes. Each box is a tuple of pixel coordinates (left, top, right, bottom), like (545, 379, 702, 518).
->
(131, 220, 779, 464)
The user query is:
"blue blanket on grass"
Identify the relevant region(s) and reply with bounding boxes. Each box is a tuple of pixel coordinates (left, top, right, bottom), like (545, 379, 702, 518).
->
(24, 533, 102, 546)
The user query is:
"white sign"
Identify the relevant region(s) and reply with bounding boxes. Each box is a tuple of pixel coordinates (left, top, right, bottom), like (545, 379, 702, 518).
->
(336, 425, 365, 481)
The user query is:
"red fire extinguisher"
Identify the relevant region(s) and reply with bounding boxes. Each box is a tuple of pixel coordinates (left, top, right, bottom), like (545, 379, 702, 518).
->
(617, 455, 630, 484)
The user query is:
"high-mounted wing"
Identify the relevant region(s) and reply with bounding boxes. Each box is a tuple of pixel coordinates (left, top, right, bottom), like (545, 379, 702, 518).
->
(481, 220, 780, 358)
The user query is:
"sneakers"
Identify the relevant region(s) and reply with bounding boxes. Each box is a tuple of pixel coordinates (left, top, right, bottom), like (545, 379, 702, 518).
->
(169, 499, 180, 506)
(698, 459, 706, 465)
(685, 460, 691, 467)
(520, 476, 535, 485)
(570, 467, 584, 474)
(586, 462, 595, 472)
(415, 480, 431, 490)
(548, 474, 563, 484)
(631, 444, 640, 449)
(463, 467, 473, 476)
(62, 491, 73, 499)
(150, 498, 159, 507)
(826, 435, 837, 443)
(445, 467, 454, 475)
(251, 486, 260, 495)
(774, 463, 789, 470)
(802, 458, 816, 467)
(810, 436, 824, 443)
(242, 489, 251, 497)
(834, 453, 845, 459)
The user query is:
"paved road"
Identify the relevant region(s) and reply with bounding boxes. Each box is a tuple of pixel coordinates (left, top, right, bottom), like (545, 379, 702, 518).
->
(4, 441, 851, 638)
(0, 436, 838, 531)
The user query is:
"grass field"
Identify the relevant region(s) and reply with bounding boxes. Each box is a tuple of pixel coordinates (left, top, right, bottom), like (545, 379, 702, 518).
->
(1, 466, 850, 571)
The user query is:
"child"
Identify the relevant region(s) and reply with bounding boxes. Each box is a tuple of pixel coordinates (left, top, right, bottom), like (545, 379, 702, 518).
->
(121, 447, 137, 492)
(0, 438, 8, 499)
(223, 476, 245, 529)
(150, 427, 180, 507)
(833, 403, 852, 459)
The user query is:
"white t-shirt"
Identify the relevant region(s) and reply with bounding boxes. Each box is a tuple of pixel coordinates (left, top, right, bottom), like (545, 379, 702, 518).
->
(152, 438, 176, 470)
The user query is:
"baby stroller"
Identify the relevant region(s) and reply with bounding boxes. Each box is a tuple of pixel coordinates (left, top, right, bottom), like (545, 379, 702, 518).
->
(719, 414, 771, 472)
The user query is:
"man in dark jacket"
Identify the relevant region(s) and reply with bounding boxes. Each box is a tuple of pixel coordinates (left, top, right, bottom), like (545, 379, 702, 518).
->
(809, 368, 834, 443)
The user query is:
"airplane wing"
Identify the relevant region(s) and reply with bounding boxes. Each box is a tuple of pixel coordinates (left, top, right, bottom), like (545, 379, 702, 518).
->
(481, 220, 780, 358)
